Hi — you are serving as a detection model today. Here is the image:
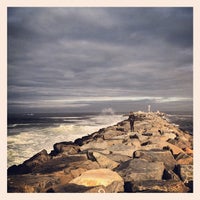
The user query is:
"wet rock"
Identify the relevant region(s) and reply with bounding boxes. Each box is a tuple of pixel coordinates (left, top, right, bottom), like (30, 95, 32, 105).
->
(74, 138, 85, 146)
(8, 149, 51, 175)
(115, 159, 165, 182)
(74, 132, 101, 146)
(24, 149, 51, 168)
(8, 164, 31, 175)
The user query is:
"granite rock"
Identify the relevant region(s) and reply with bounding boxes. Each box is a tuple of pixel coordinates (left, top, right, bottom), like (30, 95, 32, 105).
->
(69, 169, 124, 192)
(89, 152, 119, 169)
(115, 159, 165, 182)
(133, 150, 176, 170)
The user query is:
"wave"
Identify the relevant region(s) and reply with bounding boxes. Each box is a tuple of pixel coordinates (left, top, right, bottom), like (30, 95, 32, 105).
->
(7, 113, 126, 167)
(101, 107, 115, 115)
(8, 123, 33, 128)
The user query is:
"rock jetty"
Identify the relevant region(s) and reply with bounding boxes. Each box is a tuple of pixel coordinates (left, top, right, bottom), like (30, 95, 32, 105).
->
(7, 112, 193, 193)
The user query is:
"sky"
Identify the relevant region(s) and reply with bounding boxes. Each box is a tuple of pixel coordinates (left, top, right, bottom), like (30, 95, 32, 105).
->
(8, 7, 193, 113)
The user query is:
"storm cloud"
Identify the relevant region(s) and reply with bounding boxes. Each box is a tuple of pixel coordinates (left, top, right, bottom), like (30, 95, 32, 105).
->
(8, 7, 193, 113)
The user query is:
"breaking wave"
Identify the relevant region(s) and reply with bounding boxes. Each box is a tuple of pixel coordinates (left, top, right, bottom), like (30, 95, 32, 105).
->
(7, 113, 126, 167)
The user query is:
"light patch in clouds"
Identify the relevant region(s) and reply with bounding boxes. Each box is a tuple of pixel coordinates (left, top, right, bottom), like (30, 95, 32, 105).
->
(8, 7, 193, 113)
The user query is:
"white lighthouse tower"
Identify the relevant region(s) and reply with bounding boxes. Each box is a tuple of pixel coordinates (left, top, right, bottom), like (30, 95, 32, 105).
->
(148, 105, 151, 113)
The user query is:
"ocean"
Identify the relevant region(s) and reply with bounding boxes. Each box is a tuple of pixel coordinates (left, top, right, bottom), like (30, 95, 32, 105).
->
(165, 111, 193, 135)
(7, 112, 127, 168)
(7, 111, 193, 168)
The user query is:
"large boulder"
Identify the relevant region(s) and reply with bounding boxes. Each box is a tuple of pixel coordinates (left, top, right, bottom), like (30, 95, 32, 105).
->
(107, 144, 139, 157)
(23, 149, 51, 168)
(124, 138, 141, 148)
(104, 154, 131, 163)
(166, 142, 186, 156)
(52, 181, 124, 193)
(115, 159, 165, 182)
(104, 138, 125, 146)
(89, 152, 119, 169)
(102, 129, 124, 140)
(182, 147, 193, 156)
(129, 133, 149, 143)
(8, 149, 51, 175)
(141, 142, 185, 156)
(176, 153, 193, 165)
(80, 141, 109, 151)
(52, 142, 80, 155)
(29, 154, 95, 174)
(8, 173, 62, 192)
(69, 169, 124, 192)
(146, 133, 177, 144)
(8, 164, 31, 175)
(133, 150, 176, 170)
(63, 160, 100, 177)
(167, 136, 193, 150)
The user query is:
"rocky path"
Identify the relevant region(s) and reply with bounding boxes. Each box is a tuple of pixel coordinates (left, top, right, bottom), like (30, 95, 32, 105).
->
(7, 112, 193, 193)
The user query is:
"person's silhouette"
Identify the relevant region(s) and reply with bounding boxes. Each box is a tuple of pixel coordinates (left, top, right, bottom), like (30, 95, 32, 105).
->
(128, 112, 135, 132)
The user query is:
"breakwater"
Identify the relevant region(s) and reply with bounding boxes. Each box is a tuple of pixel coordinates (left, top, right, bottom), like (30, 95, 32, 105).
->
(8, 112, 193, 193)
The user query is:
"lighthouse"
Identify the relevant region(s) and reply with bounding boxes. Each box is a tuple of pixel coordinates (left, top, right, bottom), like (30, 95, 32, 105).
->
(148, 105, 151, 113)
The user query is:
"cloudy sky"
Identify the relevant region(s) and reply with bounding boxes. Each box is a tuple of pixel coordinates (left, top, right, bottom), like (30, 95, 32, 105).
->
(8, 7, 193, 113)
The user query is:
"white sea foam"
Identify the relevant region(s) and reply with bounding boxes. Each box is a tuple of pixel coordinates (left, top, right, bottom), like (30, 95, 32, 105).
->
(7, 114, 126, 167)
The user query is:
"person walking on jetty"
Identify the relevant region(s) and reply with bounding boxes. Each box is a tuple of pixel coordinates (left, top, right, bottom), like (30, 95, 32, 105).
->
(128, 112, 135, 132)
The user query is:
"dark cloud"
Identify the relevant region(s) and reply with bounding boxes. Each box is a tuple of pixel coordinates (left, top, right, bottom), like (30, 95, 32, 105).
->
(8, 7, 193, 113)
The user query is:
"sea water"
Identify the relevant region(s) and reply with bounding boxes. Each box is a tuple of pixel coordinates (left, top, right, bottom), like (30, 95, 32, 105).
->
(165, 111, 193, 135)
(7, 111, 193, 168)
(7, 112, 127, 167)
